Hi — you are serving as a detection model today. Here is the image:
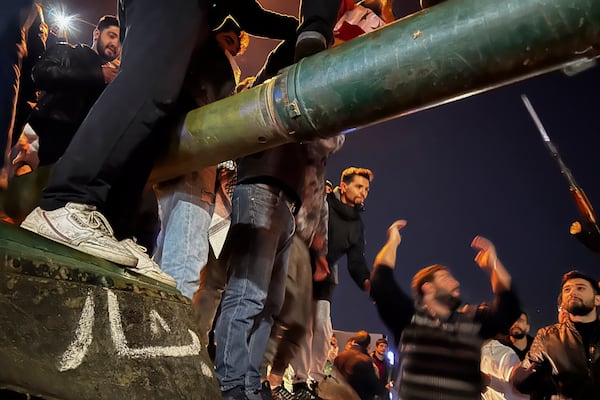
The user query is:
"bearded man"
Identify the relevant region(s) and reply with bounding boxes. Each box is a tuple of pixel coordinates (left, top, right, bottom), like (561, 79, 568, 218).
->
(369, 220, 521, 400)
(499, 311, 533, 361)
(512, 270, 600, 400)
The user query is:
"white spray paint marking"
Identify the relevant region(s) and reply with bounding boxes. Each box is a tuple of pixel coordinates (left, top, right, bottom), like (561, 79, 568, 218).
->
(149, 309, 171, 338)
(200, 361, 215, 378)
(106, 289, 202, 358)
(57, 290, 95, 371)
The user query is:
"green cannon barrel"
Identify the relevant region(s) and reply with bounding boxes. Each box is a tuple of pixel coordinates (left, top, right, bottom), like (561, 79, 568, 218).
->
(150, 0, 600, 183)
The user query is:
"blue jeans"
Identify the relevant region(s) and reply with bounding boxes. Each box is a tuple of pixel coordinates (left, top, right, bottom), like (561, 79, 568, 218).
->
(154, 180, 213, 299)
(214, 183, 295, 393)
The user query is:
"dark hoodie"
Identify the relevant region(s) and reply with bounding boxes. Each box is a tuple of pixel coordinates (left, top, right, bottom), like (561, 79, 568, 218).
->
(314, 189, 370, 301)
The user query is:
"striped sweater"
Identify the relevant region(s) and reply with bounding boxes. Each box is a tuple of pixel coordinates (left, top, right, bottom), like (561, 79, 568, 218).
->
(370, 265, 520, 400)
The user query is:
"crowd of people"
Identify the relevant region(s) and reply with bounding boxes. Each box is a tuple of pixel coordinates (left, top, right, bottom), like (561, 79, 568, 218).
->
(2, 1, 600, 400)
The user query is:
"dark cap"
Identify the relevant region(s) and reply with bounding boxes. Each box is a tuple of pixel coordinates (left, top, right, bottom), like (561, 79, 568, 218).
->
(375, 338, 388, 346)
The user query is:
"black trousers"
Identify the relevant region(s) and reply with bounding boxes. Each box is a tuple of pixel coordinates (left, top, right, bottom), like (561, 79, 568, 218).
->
(39, 0, 208, 237)
(298, 0, 342, 44)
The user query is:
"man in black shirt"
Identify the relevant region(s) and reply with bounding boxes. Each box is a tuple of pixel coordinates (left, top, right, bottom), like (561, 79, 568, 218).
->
(498, 311, 534, 361)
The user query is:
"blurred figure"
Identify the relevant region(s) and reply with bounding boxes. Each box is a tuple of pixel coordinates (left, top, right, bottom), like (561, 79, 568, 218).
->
(481, 338, 528, 400)
(498, 312, 534, 361)
(371, 337, 393, 398)
(370, 220, 520, 400)
(512, 271, 600, 400)
(327, 335, 339, 363)
(0, 1, 46, 182)
(334, 330, 383, 400)
(11, 4, 48, 153)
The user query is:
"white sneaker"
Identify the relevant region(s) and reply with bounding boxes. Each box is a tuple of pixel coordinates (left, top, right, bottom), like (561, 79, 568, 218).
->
(120, 239, 177, 287)
(21, 203, 138, 266)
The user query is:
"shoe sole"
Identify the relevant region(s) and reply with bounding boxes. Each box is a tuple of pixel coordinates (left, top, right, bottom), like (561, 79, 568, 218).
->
(124, 266, 177, 287)
(21, 220, 138, 267)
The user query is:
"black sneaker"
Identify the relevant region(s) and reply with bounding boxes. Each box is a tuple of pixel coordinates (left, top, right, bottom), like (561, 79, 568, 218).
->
(294, 31, 327, 62)
(292, 382, 319, 400)
(272, 385, 295, 400)
(222, 385, 248, 400)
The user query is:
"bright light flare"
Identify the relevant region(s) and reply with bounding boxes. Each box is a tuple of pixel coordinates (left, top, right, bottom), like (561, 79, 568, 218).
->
(54, 13, 73, 32)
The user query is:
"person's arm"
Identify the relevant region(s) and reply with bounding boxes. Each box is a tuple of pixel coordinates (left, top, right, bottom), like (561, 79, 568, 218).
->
(346, 222, 371, 292)
(32, 44, 104, 90)
(510, 328, 555, 395)
(311, 202, 330, 281)
(471, 235, 511, 293)
(370, 220, 414, 343)
(230, 0, 298, 40)
(472, 236, 521, 338)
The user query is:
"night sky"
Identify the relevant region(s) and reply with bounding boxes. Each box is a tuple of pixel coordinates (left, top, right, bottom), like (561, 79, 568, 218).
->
(43, 0, 600, 340)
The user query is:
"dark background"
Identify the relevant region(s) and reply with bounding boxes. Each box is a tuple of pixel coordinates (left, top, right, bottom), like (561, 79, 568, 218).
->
(41, 0, 600, 339)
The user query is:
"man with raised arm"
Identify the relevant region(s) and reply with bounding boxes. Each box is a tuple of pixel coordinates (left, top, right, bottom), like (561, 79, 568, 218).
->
(370, 220, 520, 400)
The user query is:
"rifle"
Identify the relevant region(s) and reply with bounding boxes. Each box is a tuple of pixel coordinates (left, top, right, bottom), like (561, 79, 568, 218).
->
(521, 94, 600, 253)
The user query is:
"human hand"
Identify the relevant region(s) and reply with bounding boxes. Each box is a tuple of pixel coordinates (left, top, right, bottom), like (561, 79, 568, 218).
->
(101, 64, 119, 84)
(471, 235, 498, 271)
(313, 256, 330, 282)
(311, 234, 324, 251)
(387, 219, 407, 246)
(363, 278, 371, 293)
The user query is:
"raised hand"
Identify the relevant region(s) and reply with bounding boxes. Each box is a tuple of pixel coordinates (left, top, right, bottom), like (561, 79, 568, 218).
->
(387, 219, 407, 246)
(471, 235, 498, 271)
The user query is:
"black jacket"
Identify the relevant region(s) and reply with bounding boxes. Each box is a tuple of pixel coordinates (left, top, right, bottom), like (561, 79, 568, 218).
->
(314, 190, 370, 301)
(28, 43, 106, 164)
(512, 319, 600, 400)
(208, 0, 298, 40)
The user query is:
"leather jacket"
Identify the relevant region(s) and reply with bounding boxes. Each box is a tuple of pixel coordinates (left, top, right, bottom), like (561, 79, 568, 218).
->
(513, 319, 600, 400)
(29, 42, 106, 130)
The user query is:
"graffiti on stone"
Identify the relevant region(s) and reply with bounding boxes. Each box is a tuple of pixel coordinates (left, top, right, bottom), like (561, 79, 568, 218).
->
(58, 288, 203, 372)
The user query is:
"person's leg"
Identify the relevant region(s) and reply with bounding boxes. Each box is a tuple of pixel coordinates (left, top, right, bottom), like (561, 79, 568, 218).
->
(214, 184, 294, 394)
(266, 236, 313, 386)
(308, 299, 333, 383)
(154, 172, 214, 298)
(290, 300, 316, 386)
(40, 0, 207, 210)
(296, 0, 341, 61)
(246, 226, 292, 396)
(193, 247, 228, 347)
(298, 0, 341, 43)
(156, 200, 210, 297)
(21, 0, 207, 266)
